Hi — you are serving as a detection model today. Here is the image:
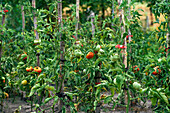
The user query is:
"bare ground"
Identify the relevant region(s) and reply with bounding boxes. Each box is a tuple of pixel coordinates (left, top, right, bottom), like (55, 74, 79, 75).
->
(1, 93, 154, 113)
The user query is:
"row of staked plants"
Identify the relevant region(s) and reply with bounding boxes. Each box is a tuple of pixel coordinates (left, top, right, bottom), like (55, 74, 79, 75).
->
(0, 0, 169, 112)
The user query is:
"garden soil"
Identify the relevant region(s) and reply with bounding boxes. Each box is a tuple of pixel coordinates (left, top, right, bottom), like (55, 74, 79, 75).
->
(1, 93, 153, 113)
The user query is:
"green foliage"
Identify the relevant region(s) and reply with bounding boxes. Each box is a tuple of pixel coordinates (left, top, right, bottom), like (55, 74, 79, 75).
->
(0, 0, 169, 113)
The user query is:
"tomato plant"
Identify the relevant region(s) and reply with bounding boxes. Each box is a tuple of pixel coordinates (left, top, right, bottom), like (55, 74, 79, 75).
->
(0, 0, 169, 113)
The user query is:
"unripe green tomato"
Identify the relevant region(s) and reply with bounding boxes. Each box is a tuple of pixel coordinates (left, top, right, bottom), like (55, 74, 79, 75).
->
(116, 75, 123, 84)
(83, 69, 86, 73)
(74, 50, 83, 57)
(2, 77, 5, 80)
(111, 54, 119, 61)
(75, 52, 82, 57)
(161, 57, 166, 62)
(48, 44, 52, 48)
(113, 78, 117, 85)
(140, 88, 148, 94)
(95, 45, 101, 51)
(158, 58, 162, 62)
(133, 82, 141, 91)
(99, 49, 104, 53)
(34, 39, 41, 44)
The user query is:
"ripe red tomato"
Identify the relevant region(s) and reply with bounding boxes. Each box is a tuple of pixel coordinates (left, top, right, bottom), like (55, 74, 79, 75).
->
(21, 53, 27, 60)
(95, 82, 101, 85)
(145, 72, 148, 76)
(94, 50, 98, 54)
(23, 57, 27, 60)
(152, 71, 157, 75)
(34, 66, 42, 74)
(129, 81, 132, 84)
(48, 91, 51, 97)
(86, 52, 94, 59)
(3, 10, 8, 13)
(152, 66, 161, 75)
(26, 66, 33, 72)
(74, 70, 79, 73)
(126, 35, 133, 39)
(152, 69, 161, 75)
(86, 83, 90, 85)
(94, 45, 102, 54)
(133, 65, 140, 73)
(2, 77, 5, 83)
(115, 44, 127, 49)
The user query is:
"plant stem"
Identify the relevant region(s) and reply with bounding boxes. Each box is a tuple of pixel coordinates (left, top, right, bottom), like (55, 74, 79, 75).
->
(166, 14, 169, 57)
(31, 96, 33, 112)
(101, 0, 105, 20)
(0, 10, 6, 70)
(126, 89, 130, 113)
(52, 105, 54, 113)
(0, 99, 3, 112)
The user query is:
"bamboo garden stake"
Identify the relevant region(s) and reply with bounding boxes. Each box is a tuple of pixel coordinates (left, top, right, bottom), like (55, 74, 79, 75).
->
(32, 0, 40, 66)
(118, 0, 129, 112)
(57, 0, 65, 112)
(91, 11, 95, 37)
(75, 0, 79, 40)
(21, 5, 25, 39)
(112, 0, 114, 28)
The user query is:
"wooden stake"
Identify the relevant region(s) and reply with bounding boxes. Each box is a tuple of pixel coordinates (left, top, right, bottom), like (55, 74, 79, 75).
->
(94, 15, 101, 112)
(146, 16, 149, 29)
(166, 13, 170, 57)
(111, 0, 114, 28)
(21, 5, 25, 39)
(127, 0, 131, 43)
(118, 0, 128, 111)
(75, 0, 79, 40)
(32, 0, 39, 40)
(58, 0, 65, 112)
(101, 0, 105, 20)
(150, 8, 153, 25)
(32, 0, 40, 67)
(111, 0, 115, 41)
(91, 11, 95, 37)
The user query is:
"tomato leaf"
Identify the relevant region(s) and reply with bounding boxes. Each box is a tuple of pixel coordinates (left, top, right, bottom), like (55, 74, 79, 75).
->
(159, 92, 169, 105)
(65, 92, 73, 100)
(110, 87, 115, 96)
(43, 96, 55, 105)
(151, 97, 157, 106)
(104, 96, 112, 104)
(53, 96, 59, 106)
(28, 89, 36, 97)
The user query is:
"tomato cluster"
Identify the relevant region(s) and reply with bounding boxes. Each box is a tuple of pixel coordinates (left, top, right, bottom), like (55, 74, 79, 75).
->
(26, 66, 42, 74)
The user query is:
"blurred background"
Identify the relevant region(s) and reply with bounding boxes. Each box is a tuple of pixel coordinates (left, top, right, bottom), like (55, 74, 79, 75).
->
(0, 0, 167, 32)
